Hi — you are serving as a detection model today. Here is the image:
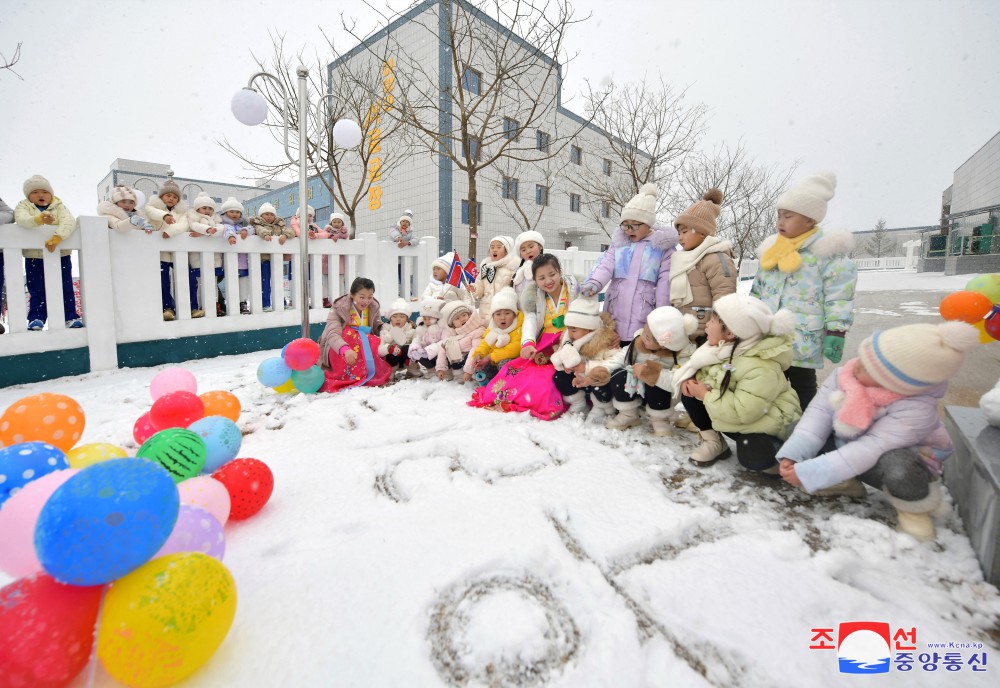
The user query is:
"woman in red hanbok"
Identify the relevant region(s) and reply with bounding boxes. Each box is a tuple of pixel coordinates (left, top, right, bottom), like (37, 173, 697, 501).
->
(318, 277, 393, 392)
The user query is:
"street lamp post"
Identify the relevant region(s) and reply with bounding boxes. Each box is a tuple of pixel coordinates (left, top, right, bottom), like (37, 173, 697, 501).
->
(231, 66, 362, 339)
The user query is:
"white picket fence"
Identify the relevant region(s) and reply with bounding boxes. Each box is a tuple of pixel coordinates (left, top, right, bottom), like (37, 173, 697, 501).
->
(0, 218, 440, 373)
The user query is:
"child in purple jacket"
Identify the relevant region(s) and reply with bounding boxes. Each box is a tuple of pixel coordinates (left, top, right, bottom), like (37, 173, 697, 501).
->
(778, 321, 979, 542)
(581, 183, 677, 344)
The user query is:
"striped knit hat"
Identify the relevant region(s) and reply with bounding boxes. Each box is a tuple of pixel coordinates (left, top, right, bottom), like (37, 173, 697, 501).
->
(857, 322, 979, 396)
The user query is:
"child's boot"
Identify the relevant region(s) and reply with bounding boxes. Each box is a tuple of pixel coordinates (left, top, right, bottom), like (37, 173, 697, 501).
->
(689, 430, 732, 467)
(887, 482, 940, 542)
(810, 478, 867, 498)
(587, 398, 614, 422)
(606, 399, 641, 430)
(646, 408, 674, 437)
(440, 369, 454, 382)
(563, 391, 587, 415)
(405, 360, 422, 378)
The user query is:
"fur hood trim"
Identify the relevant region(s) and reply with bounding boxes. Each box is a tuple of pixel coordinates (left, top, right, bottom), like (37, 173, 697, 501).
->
(611, 221, 679, 249)
(98, 199, 142, 220)
(147, 194, 189, 215)
(482, 252, 521, 271)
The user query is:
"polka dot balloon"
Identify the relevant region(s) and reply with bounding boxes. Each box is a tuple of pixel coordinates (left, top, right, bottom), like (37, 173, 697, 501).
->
(0, 393, 86, 452)
(0, 441, 69, 506)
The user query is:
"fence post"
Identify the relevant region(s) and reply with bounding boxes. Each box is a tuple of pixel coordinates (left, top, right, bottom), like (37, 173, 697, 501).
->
(357, 233, 383, 298)
(78, 217, 119, 371)
(417, 236, 438, 300)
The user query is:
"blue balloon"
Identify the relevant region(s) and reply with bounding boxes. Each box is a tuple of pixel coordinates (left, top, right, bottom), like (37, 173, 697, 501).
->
(188, 416, 243, 473)
(257, 357, 292, 388)
(281, 342, 290, 358)
(34, 458, 179, 586)
(0, 441, 69, 506)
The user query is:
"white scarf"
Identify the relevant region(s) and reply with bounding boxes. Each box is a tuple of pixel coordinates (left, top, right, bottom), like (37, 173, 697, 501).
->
(484, 317, 518, 348)
(671, 335, 760, 398)
(550, 330, 598, 371)
(669, 237, 732, 308)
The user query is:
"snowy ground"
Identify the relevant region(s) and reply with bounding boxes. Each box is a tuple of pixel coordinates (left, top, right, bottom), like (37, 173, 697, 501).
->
(1, 350, 999, 687)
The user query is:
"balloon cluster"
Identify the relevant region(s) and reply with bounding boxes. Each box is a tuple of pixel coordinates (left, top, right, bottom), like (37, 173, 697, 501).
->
(257, 338, 325, 394)
(0, 369, 275, 687)
(939, 273, 1000, 343)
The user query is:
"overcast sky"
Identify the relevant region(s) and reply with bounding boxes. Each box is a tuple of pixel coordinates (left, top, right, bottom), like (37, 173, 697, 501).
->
(1, 0, 997, 232)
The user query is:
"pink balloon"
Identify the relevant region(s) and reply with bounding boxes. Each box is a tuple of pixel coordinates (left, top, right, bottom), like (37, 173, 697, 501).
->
(0, 469, 78, 578)
(154, 505, 225, 560)
(150, 366, 198, 401)
(177, 476, 232, 525)
(133, 411, 156, 445)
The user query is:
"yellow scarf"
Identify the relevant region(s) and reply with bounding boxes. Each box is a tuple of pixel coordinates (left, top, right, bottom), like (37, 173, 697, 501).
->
(760, 227, 818, 273)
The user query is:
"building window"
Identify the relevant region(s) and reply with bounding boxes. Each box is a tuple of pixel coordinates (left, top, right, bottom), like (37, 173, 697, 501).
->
(463, 135, 480, 162)
(570, 193, 582, 213)
(274, 199, 281, 210)
(307, 187, 314, 200)
(602, 158, 612, 176)
(461, 200, 483, 225)
(570, 145, 582, 165)
(461, 66, 481, 95)
(535, 184, 549, 206)
(502, 176, 519, 200)
(564, 240, 573, 250)
(213, 196, 222, 204)
(288, 192, 295, 204)
(601, 201, 611, 218)
(536, 130, 550, 153)
(503, 117, 519, 141)
(600, 244, 609, 252)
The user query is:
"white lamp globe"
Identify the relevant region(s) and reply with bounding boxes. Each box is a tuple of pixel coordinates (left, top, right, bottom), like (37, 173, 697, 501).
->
(332, 119, 363, 148)
(231, 88, 269, 126)
(134, 189, 147, 209)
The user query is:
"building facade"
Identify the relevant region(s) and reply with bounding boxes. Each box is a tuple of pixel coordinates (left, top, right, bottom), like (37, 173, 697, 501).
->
(97, 159, 276, 209)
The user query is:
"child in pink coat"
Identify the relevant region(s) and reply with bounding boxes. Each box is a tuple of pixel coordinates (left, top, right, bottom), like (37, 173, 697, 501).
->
(431, 301, 487, 381)
(310, 211, 350, 307)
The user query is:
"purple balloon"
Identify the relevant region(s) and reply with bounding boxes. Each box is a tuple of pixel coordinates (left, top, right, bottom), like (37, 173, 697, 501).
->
(154, 504, 225, 561)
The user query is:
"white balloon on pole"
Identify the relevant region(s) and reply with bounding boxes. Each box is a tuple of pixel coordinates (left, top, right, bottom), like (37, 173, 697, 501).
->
(332, 120, 363, 148)
(231, 88, 269, 126)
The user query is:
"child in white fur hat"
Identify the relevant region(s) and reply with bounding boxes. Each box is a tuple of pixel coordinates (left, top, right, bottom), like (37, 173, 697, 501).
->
(467, 287, 524, 384)
(422, 252, 472, 304)
(512, 230, 545, 295)
(550, 297, 621, 418)
(220, 197, 255, 314)
(390, 210, 416, 247)
(468, 235, 519, 318)
(751, 171, 857, 409)
(675, 293, 802, 472)
(778, 321, 979, 542)
(145, 176, 190, 320)
(184, 193, 225, 318)
(379, 297, 415, 376)
(433, 300, 487, 381)
(408, 299, 447, 377)
(249, 201, 291, 312)
(599, 307, 699, 435)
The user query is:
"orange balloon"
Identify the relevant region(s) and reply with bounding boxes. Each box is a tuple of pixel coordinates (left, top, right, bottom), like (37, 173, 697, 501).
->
(198, 391, 241, 422)
(939, 290, 993, 324)
(0, 393, 86, 451)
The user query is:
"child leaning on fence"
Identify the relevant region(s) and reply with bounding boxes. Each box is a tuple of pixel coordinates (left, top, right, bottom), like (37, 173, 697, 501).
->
(146, 177, 190, 321)
(14, 175, 82, 330)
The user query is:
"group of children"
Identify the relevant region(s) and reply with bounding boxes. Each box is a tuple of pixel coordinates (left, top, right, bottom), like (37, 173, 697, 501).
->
(314, 173, 981, 543)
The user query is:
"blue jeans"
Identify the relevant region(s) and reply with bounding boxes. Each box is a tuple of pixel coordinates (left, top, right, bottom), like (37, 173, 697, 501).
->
(25, 255, 78, 323)
(160, 261, 199, 311)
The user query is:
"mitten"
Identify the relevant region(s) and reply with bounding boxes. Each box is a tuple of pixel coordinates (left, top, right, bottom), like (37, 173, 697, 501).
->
(425, 342, 440, 360)
(824, 331, 846, 364)
(580, 281, 600, 297)
(129, 214, 146, 227)
(588, 367, 611, 387)
(636, 360, 662, 386)
(44, 235, 63, 252)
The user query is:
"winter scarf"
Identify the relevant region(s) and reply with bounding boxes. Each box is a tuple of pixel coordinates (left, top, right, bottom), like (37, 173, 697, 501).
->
(671, 335, 761, 399)
(484, 317, 518, 349)
(830, 358, 905, 438)
(759, 227, 818, 274)
(669, 237, 733, 307)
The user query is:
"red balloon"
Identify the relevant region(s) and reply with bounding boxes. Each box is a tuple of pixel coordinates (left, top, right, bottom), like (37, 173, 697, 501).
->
(985, 314, 1000, 341)
(0, 573, 104, 688)
(149, 391, 205, 431)
(212, 458, 274, 520)
(133, 411, 156, 445)
(283, 338, 320, 371)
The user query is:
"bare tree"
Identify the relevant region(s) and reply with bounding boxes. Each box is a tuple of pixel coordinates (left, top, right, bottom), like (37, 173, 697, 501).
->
(489, 149, 571, 232)
(2, 42, 23, 79)
(861, 217, 896, 258)
(572, 77, 708, 221)
(675, 142, 796, 266)
(220, 34, 415, 235)
(345, 0, 595, 258)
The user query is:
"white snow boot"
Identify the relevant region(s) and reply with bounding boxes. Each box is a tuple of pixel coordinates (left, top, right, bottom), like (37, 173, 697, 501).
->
(646, 408, 674, 437)
(810, 478, 868, 498)
(888, 481, 941, 542)
(689, 430, 732, 467)
(563, 391, 587, 415)
(587, 398, 614, 423)
(606, 399, 641, 430)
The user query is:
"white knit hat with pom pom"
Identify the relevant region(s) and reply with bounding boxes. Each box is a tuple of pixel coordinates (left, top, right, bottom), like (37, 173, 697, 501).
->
(646, 306, 699, 351)
(712, 293, 794, 341)
(776, 171, 837, 224)
(620, 182, 659, 227)
(858, 321, 980, 396)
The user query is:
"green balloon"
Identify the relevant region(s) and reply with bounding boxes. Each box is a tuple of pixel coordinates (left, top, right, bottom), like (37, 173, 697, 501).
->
(291, 365, 325, 394)
(137, 428, 207, 483)
(965, 274, 1000, 304)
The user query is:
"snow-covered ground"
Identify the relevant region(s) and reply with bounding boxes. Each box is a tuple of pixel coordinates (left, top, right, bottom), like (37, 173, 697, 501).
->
(1, 350, 998, 687)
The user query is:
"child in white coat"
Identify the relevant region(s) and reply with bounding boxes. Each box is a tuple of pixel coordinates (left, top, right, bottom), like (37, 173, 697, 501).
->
(550, 298, 621, 419)
(423, 253, 472, 304)
(378, 297, 415, 376)
(468, 235, 519, 319)
(432, 300, 487, 382)
(408, 299, 446, 377)
(146, 177, 190, 320)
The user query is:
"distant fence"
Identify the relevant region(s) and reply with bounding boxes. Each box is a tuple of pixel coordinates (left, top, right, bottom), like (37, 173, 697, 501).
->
(735, 255, 907, 280)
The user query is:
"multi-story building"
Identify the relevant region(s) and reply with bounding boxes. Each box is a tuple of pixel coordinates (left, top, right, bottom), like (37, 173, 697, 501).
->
(97, 159, 277, 208)
(246, 0, 643, 258)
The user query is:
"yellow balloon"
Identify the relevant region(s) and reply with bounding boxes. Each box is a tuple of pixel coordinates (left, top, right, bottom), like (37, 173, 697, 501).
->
(66, 442, 128, 469)
(973, 320, 995, 344)
(272, 379, 298, 394)
(97, 552, 237, 688)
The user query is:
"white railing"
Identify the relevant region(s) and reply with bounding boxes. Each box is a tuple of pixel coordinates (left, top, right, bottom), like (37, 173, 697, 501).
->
(548, 245, 603, 282)
(853, 256, 907, 271)
(1, 218, 439, 370)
